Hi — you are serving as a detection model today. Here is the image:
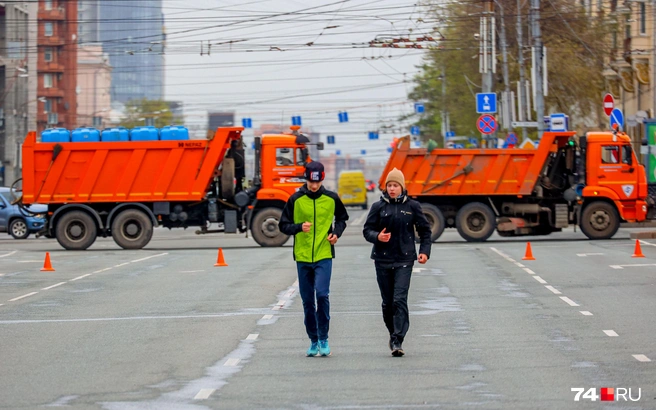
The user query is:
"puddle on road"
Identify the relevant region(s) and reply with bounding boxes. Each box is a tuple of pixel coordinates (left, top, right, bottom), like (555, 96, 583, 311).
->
(413, 297, 461, 314)
(497, 279, 529, 298)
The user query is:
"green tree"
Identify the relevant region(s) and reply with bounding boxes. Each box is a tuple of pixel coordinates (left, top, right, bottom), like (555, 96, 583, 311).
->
(119, 99, 184, 129)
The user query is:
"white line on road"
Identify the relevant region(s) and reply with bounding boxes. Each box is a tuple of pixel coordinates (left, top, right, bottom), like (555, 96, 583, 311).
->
(70, 274, 92, 281)
(17, 260, 41, 263)
(224, 358, 241, 367)
(515, 262, 525, 268)
(246, 334, 259, 340)
(633, 354, 652, 362)
(580, 311, 593, 316)
(9, 292, 38, 302)
(261, 315, 273, 320)
(0, 251, 17, 258)
(272, 300, 286, 310)
(181, 270, 205, 273)
(577, 253, 604, 257)
(533, 276, 548, 284)
(114, 262, 130, 268)
(131, 253, 168, 263)
(523, 268, 536, 275)
(639, 240, 656, 247)
(193, 389, 215, 400)
(603, 330, 619, 337)
(42, 282, 66, 290)
(610, 263, 656, 270)
(560, 296, 580, 307)
(545, 285, 562, 295)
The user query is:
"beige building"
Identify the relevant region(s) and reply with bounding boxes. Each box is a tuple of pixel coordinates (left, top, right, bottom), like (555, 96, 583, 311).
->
(76, 45, 111, 128)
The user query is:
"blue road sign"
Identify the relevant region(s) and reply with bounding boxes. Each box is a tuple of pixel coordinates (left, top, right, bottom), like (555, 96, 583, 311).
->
(361, 149, 366, 155)
(411, 126, 420, 136)
(468, 137, 478, 146)
(476, 93, 497, 114)
(477, 114, 497, 135)
(241, 118, 252, 128)
(338, 112, 349, 123)
(506, 132, 518, 145)
(414, 103, 425, 114)
(610, 108, 624, 130)
(454, 144, 465, 149)
(336, 150, 341, 155)
(549, 113, 568, 132)
(446, 131, 455, 138)
(291, 116, 302, 126)
(543, 116, 551, 131)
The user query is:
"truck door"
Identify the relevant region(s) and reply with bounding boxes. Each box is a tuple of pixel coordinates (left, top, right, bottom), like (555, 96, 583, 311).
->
(596, 143, 638, 200)
(272, 147, 306, 192)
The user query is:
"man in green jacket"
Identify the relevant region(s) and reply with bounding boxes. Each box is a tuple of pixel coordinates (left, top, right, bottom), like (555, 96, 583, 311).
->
(279, 161, 349, 357)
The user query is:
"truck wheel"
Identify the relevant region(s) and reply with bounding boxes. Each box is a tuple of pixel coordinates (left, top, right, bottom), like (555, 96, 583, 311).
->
(111, 209, 153, 249)
(56, 211, 97, 250)
(251, 207, 290, 247)
(9, 219, 30, 239)
(580, 201, 620, 240)
(221, 158, 235, 201)
(456, 202, 496, 242)
(417, 203, 446, 242)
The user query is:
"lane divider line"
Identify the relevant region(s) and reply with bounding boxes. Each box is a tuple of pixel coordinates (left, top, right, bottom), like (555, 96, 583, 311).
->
(224, 358, 241, 367)
(533, 276, 547, 284)
(0, 251, 18, 258)
(523, 268, 536, 275)
(42, 282, 66, 290)
(246, 334, 259, 340)
(633, 354, 651, 362)
(580, 311, 593, 316)
(70, 274, 92, 282)
(603, 330, 619, 337)
(560, 296, 580, 307)
(9, 292, 38, 302)
(131, 253, 168, 263)
(193, 389, 215, 400)
(545, 285, 562, 295)
(261, 315, 273, 320)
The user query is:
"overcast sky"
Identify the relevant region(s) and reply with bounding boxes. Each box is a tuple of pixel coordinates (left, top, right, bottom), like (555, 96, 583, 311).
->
(161, 0, 433, 163)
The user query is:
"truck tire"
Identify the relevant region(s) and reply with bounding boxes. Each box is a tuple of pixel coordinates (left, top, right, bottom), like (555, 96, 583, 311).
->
(111, 209, 153, 249)
(456, 202, 496, 242)
(221, 158, 235, 201)
(251, 207, 290, 247)
(9, 219, 30, 239)
(56, 211, 97, 250)
(580, 201, 620, 240)
(417, 203, 446, 242)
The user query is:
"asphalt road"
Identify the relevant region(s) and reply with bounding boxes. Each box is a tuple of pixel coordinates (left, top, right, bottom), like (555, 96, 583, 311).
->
(1, 200, 655, 409)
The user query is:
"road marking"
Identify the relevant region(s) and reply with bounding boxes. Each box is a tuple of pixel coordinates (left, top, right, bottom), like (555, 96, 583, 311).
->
(224, 358, 241, 367)
(17, 260, 41, 263)
(0, 251, 17, 258)
(9, 292, 38, 302)
(577, 253, 604, 257)
(193, 389, 215, 400)
(639, 240, 656, 247)
(114, 262, 130, 268)
(131, 253, 168, 263)
(515, 262, 525, 268)
(92, 268, 112, 274)
(293, 280, 299, 287)
(603, 330, 619, 337)
(533, 276, 547, 284)
(506, 258, 516, 263)
(633, 354, 651, 362)
(412, 267, 427, 273)
(523, 268, 536, 275)
(545, 285, 562, 295)
(272, 300, 286, 310)
(560, 296, 579, 307)
(181, 270, 205, 273)
(246, 333, 259, 340)
(70, 274, 92, 281)
(0, 304, 3, 307)
(580, 311, 593, 316)
(42, 282, 66, 290)
(610, 263, 656, 270)
(261, 315, 273, 320)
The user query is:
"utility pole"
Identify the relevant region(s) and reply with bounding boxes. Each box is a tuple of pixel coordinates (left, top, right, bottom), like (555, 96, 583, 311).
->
(442, 62, 449, 137)
(516, 0, 528, 141)
(480, 0, 496, 146)
(496, 0, 511, 130)
(531, 0, 545, 136)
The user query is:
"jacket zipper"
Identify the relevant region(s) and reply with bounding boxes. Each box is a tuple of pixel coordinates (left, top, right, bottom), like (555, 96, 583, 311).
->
(312, 198, 317, 263)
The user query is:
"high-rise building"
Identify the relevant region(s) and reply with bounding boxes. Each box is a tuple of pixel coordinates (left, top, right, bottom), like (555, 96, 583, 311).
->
(78, 1, 165, 103)
(0, 2, 37, 186)
(37, 0, 78, 134)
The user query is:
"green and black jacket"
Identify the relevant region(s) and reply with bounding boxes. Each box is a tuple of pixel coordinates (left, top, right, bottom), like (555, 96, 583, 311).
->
(279, 185, 349, 263)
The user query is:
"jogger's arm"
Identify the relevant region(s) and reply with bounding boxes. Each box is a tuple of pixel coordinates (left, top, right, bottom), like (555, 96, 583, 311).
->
(363, 202, 382, 243)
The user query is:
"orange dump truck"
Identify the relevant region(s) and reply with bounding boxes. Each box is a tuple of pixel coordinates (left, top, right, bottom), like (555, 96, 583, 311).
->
(381, 130, 651, 242)
(17, 126, 322, 250)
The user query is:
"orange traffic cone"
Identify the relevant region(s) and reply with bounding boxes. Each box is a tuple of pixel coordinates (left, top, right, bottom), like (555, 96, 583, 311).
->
(522, 242, 536, 260)
(214, 248, 228, 267)
(632, 240, 645, 258)
(40, 252, 55, 272)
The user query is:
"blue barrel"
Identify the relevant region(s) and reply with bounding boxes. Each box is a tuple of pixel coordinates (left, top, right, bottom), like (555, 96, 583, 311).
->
(41, 128, 70, 143)
(130, 126, 159, 141)
(72, 127, 101, 142)
(101, 127, 130, 142)
(160, 125, 190, 141)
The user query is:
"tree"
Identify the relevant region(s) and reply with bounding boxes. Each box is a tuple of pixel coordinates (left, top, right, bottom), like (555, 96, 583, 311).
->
(118, 99, 184, 129)
(410, 0, 611, 145)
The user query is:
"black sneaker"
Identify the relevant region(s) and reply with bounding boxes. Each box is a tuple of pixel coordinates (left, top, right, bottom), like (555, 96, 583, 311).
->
(391, 342, 404, 357)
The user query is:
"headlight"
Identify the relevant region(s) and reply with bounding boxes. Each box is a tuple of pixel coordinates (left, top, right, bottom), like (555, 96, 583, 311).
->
(36, 214, 45, 219)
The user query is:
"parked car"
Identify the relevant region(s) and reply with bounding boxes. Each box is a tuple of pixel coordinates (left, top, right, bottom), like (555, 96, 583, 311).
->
(365, 179, 377, 192)
(0, 187, 47, 239)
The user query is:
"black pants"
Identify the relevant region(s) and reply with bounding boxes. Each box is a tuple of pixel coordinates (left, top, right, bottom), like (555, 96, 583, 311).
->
(375, 263, 413, 344)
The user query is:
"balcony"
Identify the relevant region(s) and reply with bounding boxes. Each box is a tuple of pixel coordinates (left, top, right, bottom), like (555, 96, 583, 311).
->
(39, 62, 65, 73)
(40, 88, 65, 98)
(38, 8, 66, 21)
(39, 36, 66, 47)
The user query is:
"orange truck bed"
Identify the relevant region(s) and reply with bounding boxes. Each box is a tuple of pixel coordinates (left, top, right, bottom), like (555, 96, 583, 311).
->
(381, 132, 576, 196)
(21, 127, 243, 204)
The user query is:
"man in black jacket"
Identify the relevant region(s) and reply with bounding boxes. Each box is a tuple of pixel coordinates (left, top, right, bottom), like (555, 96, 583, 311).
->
(363, 168, 432, 356)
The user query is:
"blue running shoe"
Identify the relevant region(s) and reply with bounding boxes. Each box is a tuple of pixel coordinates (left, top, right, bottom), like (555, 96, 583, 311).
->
(318, 339, 331, 356)
(306, 341, 319, 357)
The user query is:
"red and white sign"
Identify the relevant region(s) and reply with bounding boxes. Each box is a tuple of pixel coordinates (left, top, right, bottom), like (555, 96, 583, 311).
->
(603, 93, 615, 116)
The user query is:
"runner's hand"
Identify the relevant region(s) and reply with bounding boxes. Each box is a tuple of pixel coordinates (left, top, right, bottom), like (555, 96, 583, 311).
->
(302, 222, 312, 233)
(327, 233, 338, 245)
(378, 228, 391, 242)
(418, 254, 428, 264)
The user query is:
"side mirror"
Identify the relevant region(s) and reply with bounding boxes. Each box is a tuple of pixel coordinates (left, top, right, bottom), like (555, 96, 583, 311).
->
(317, 142, 324, 151)
(642, 138, 649, 146)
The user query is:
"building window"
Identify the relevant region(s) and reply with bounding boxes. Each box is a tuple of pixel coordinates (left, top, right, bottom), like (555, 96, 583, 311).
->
(44, 74, 53, 88)
(640, 2, 646, 34)
(44, 22, 53, 37)
(625, 22, 631, 39)
(45, 0, 52, 10)
(44, 47, 53, 62)
(44, 99, 53, 112)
